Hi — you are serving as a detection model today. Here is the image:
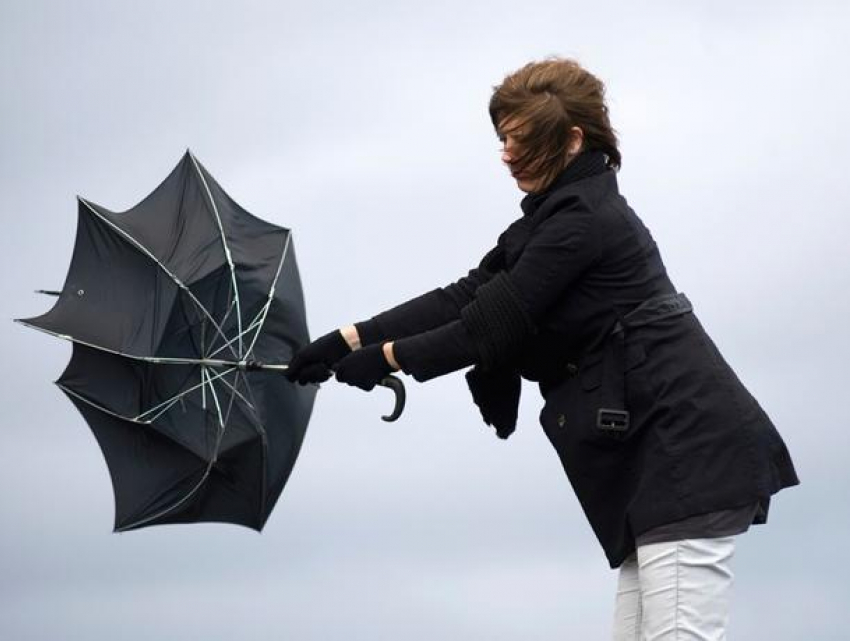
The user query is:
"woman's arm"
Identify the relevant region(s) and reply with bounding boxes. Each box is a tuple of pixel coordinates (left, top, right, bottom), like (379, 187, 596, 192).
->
(286, 247, 501, 384)
(389, 205, 599, 382)
(346, 246, 503, 347)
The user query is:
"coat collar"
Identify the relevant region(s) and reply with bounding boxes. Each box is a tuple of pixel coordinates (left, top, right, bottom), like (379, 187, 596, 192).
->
(520, 150, 611, 217)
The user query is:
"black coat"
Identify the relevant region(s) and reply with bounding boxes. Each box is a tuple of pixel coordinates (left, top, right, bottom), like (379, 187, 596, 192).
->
(357, 151, 799, 568)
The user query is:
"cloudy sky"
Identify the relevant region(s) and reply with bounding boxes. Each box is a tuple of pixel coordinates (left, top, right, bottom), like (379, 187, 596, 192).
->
(2, 1, 848, 639)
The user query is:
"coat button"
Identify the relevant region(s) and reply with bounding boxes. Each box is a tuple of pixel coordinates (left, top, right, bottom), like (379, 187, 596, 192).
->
(565, 362, 579, 377)
(557, 414, 566, 427)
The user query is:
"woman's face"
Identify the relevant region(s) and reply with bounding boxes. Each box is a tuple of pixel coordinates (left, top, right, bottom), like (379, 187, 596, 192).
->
(498, 118, 547, 194)
(498, 117, 585, 194)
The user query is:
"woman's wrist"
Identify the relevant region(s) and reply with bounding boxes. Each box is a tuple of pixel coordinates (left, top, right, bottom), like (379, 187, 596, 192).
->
(383, 341, 400, 371)
(340, 326, 398, 370)
(340, 325, 362, 351)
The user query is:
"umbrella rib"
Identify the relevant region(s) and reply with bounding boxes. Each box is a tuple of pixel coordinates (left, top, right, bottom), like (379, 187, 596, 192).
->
(57, 366, 237, 427)
(13, 320, 246, 368)
(239, 370, 262, 414)
(205, 366, 227, 433)
(78, 197, 238, 360)
(57, 382, 153, 425)
(217, 372, 257, 414)
(114, 368, 232, 532)
(237, 372, 268, 436)
(176, 291, 205, 363)
(127, 365, 263, 530)
(211, 366, 239, 432)
(119, 455, 220, 532)
(206, 298, 236, 357)
(188, 152, 244, 357)
(231, 370, 269, 526)
(244, 231, 292, 359)
(15, 321, 292, 380)
(200, 321, 207, 409)
(206, 310, 266, 360)
(137, 367, 236, 423)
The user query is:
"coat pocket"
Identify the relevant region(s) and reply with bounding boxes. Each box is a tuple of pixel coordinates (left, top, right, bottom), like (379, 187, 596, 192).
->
(542, 339, 648, 448)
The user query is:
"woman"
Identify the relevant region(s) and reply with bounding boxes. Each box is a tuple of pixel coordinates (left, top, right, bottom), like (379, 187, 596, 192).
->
(286, 58, 799, 640)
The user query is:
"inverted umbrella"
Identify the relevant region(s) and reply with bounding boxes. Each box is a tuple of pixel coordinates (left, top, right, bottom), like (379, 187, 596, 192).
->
(16, 151, 404, 532)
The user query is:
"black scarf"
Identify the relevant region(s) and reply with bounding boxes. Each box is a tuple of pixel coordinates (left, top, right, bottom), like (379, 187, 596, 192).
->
(500, 150, 610, 266)
(467, 150, 611, 439)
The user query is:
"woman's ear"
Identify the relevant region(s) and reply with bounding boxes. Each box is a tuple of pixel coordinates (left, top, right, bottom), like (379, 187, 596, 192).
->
(568, 126, 585, 155)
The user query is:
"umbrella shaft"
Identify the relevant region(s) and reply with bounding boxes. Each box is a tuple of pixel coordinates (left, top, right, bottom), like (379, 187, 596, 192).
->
(200, 359, 287, 372)
(153, 358, 287, 372)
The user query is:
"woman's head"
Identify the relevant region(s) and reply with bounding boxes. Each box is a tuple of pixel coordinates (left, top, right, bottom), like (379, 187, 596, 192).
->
(490, 57, 620, 193)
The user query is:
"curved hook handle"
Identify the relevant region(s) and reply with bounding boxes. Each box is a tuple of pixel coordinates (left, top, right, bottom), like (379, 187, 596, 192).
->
(376, 375, 406, 422)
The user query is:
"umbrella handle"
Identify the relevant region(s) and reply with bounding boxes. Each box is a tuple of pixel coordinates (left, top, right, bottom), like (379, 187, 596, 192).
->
(244, 361, 405, 421)
(377, 375, 406, 422)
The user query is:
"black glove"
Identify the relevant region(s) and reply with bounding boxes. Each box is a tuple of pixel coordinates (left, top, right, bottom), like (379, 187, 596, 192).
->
(286, 330, 351, 385)
(334, 343, 394, 391)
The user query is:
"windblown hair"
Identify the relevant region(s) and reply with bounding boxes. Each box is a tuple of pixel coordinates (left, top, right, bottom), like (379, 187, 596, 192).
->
(489, 57, 621, 190)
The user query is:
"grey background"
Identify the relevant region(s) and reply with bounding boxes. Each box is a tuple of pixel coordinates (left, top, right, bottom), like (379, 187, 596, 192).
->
(2, 1, 847, 639)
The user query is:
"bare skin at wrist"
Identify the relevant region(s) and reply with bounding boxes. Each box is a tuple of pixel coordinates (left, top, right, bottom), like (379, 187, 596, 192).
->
(340, 325, 398, 371)
(383, 341, 400, 371)
(340, 325, 361, 350)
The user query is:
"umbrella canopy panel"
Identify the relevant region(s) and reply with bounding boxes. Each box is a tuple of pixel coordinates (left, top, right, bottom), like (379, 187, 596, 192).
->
(18, 152, 316, 531)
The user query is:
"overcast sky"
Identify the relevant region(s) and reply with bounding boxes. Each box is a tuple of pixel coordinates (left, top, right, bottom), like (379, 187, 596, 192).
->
(2, 1, 848, 639)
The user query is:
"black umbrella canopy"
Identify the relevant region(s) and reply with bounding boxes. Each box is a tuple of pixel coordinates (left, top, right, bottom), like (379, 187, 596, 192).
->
(17, 151, 317, 532)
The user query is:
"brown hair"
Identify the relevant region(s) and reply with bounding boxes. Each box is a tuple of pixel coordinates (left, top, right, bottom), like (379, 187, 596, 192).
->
(489, 57, 621, 189)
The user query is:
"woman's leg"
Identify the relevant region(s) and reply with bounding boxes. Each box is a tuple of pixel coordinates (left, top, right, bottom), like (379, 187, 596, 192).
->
(636, 536, 736, 640)
(612, 552, 643, 640)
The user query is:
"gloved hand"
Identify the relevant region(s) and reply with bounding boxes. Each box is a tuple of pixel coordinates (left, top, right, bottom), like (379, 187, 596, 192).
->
(286, 330, 351, 385)
(334, 343, 394, 391)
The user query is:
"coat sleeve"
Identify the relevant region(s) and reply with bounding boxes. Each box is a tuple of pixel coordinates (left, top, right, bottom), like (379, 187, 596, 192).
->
(394, 205, 599, 381)
(503, 203, 599, 320)
(354, 246, 502, 345)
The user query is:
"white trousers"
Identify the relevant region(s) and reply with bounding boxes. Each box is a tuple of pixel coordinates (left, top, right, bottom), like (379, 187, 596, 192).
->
(612, 536, 736, 640)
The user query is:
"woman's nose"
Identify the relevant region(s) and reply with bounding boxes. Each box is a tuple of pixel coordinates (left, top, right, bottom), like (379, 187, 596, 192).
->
(501, 148, 513, 164)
